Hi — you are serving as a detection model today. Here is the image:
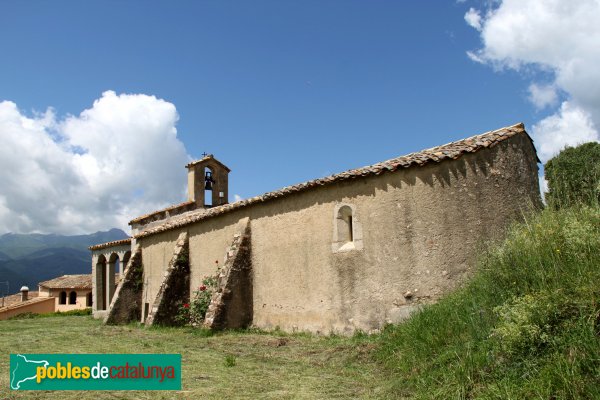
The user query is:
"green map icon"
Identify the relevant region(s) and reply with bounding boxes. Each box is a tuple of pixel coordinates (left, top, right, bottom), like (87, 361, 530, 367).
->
(10, 354, 49, 390)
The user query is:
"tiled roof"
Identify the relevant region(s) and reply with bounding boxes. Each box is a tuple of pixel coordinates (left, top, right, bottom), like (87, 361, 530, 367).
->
(129, 201, 197, 224)
(89, 237, 132, 251)
(0, 291, 39, 309)
(186, 154, 231, 171)
(0, 296, 54, 313)
(38, 274, 92, 290)
(135, 123, 533, 239)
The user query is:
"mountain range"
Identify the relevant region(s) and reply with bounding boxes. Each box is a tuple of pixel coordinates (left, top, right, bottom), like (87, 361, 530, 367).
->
(0, 229, 128, 295)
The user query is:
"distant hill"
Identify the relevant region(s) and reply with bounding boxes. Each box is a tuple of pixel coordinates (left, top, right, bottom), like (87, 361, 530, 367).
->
(0, 228, 128, 259)
(0, 251, 10, 261)
(0, 229, 128, 291)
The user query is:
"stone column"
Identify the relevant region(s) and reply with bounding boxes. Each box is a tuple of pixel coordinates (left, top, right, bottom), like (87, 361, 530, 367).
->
(107, 261, 116, 307)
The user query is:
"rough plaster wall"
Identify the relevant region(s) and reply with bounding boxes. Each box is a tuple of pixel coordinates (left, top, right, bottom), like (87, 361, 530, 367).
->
(0, 299, 55, 320)
(247, 133, 539, 334)
(139, 230, 182, 312)
(137, 133, 540, 334)
(249, 193, 344, 333)
(188, 213, 241, 293)
(50, 289, 90, 311)
(203, 217, 253, 330)
(145, 233, 190, 326)
(325, 134, 540, 333)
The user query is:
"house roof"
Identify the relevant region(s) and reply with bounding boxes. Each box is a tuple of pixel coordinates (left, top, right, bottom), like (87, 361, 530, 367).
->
(0, 291, 39, 309)
(128, 201, 196, 225)
(133, 122, 534, 239)
(38, 274, 92, 290)
(0, 296, 55, 314)
(88, 237, 132, 251)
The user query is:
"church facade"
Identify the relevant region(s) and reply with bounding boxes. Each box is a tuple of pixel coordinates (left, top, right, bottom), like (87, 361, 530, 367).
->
(90, 123, 541, 334)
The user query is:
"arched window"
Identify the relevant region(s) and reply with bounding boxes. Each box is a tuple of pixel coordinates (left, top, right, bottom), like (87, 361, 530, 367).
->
(86, 292, 93, 307)
(332, 203, 363, 253)
(59, 291, 67, 305)
(69, 291, 77, 305)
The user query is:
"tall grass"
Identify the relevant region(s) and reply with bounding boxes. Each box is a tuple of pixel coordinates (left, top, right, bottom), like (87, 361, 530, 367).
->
(377, 206, 600, 399)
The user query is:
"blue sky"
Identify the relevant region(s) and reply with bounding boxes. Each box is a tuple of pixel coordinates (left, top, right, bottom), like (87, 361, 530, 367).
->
(1, 1, 598, 234)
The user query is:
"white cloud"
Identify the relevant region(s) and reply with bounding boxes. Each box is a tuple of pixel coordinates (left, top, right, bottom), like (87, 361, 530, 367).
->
(531, 101, 598, 163)
(538, 175, 548, 204)
(465, 0, 600, 161)
(0, 91, 191, 234)
(464, 8, 482, 31)
(233, 194, 243, 202)
(528, 83, 558, 110)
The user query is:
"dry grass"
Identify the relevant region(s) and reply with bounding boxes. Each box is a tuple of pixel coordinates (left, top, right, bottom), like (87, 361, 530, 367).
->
(0, 316, 391, 399)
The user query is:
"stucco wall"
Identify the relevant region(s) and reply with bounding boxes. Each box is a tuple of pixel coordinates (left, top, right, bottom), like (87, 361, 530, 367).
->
(0, 298, 55, 320)
(46, 288, 92, 312)
(251, 133, 538, 333)
(188, 212, 243, 291)
(138, 133, 540, 333)
(138, 229, 182, 321)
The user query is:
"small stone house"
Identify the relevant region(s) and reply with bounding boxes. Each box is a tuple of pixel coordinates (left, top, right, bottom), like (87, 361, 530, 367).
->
(91, 123, 541, 334)
(38, 274, 93, 312)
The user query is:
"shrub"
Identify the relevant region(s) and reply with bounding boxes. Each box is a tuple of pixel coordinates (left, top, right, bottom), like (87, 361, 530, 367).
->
(8, 308, 92, 320)
(224, 354, 236, 367)
(175, 269, 219, 326)
(544, 142, 600, 208)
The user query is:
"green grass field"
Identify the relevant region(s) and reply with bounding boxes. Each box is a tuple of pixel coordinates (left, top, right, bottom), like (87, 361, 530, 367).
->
(0, 316, 390, 399)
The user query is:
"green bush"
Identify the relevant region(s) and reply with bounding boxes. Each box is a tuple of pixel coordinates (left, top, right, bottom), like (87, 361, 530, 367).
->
(224, 354, 237, 367)
(8, 308, 92, 320)
(544, 142, 600, 208)
(175, 269, 219, 326)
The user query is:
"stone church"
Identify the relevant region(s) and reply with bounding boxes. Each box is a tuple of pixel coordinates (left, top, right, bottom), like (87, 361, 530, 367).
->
(90, 123, 541, 334)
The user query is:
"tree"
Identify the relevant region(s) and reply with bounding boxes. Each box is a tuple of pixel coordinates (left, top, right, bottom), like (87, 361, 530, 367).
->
(544, 142, 600, 209)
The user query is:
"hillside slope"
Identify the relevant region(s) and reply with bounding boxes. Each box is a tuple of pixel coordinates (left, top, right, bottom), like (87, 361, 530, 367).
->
(377, 206, 600, 399)
(0, 228, 128, 259)
(0, 229, 128, 290)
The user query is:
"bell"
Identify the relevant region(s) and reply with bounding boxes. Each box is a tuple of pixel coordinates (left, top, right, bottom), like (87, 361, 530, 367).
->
(204, 171, 214, 190)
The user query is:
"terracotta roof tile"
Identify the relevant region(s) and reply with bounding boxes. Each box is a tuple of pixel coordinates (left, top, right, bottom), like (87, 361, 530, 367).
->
(129, 201, 197, 224)
(89, 238, 132, 251)
(185, 154, 231, 171)
(135, 123, 534, 239)
(0, 296, 54, 313)
(0, 291, 39, 309)
(38, 275, 92, 290)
